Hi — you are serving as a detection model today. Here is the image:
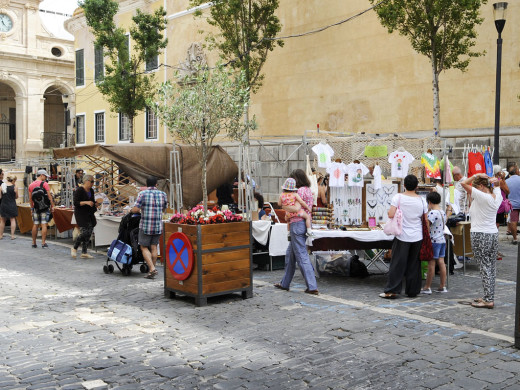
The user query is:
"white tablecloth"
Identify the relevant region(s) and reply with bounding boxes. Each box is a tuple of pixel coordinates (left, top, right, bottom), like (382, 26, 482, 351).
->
(94, 215, 122, 246)
(252, 220, 271, 246)
(269, 223, 290, 256)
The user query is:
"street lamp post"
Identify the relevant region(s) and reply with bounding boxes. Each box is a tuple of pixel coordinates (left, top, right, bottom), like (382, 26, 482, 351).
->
(62, 94, 70, 147)
(492, 2, 507, 165)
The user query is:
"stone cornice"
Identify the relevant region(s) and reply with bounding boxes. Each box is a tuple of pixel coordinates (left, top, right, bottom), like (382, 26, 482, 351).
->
(64, 11, 86, 35)
(0, 51, 74, 66)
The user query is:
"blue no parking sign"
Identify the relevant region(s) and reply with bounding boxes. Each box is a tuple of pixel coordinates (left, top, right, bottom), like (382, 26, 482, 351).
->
(166, 232, 194, 281)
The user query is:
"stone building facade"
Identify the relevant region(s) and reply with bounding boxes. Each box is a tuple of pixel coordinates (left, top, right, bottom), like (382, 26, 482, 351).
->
(0, 0, 75, 162)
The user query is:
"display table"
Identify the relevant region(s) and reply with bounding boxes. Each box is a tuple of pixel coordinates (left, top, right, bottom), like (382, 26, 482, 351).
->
(306, 229, 394, 274)
(306, 229, 394, 249)
(16, 204, 34, 234)
(16, 204, 56, 235)
(52, 208, 76, 233)
(93, 214, 122, 246)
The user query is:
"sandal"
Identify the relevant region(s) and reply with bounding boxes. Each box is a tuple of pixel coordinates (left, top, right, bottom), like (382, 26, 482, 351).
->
(304, 289, 319, 295)
(144, 269, 158, 279)
(471, 301, 494, 309)
(473, 297, 484, 303)
(379, 292, 397, 299)
(274, 283, 289, 291)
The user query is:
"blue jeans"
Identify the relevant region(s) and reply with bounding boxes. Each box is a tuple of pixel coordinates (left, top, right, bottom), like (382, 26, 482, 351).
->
(279, 220, 318, 291)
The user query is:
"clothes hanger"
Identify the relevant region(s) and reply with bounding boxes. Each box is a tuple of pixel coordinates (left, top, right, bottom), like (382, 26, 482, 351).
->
(397, 146, 406, 152)
(427, 148, 433, 155)
(353, 159, 360, 164)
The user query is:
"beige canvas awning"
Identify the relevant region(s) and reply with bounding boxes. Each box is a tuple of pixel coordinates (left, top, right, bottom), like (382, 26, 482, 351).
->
(53, 143, 238, 208)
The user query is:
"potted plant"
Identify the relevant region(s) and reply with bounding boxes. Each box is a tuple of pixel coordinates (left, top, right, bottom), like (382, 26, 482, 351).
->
(151, 64, 255, 306)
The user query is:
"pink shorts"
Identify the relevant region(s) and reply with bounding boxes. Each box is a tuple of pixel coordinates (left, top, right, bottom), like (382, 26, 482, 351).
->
(510, 209, 519, 223)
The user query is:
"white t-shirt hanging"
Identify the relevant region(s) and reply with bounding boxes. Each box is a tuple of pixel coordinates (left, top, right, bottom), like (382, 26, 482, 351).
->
(388, 149, 414, 178)
(326, 162, 348, 187)
(346, 162, 369, 187)
(373, 165, 382, 189)
(312, 143, 334, 168)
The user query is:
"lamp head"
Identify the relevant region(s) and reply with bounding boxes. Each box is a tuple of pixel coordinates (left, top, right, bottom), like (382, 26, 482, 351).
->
(493, 2, 508, 34)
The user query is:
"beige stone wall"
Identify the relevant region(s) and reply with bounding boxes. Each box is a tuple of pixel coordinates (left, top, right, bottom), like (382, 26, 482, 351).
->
(167, 0, 519, 139)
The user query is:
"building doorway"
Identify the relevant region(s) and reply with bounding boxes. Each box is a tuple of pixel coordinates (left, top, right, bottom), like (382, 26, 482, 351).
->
(43, 86, 71, 149)
(0, 83, 16, 162)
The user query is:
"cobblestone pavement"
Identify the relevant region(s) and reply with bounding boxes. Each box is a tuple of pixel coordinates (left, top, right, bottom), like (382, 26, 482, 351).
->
(1, 232, 520, 390)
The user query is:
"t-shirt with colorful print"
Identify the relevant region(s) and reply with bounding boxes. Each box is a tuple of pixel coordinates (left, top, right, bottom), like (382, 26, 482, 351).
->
(467, 152, 486, 177)
(312, 143, 334, 168)
(421, 153, 441, 179)
(388, 150, 414, 178)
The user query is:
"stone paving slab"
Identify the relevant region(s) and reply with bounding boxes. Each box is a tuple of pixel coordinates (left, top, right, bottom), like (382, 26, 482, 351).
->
(0, 234, 519, 389)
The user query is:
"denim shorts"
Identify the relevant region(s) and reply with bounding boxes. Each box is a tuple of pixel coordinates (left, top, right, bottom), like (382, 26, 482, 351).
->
(432, 242, 446, 259)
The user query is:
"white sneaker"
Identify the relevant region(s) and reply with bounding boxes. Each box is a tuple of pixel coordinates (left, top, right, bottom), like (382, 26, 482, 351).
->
(80, 253, 94, 259)
(435, 287, 448, 293)
(420, 288, 432, 295)
(71, 248, 77, 258)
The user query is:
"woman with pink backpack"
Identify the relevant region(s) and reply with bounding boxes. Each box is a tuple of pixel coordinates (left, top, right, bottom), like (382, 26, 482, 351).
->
(380, 175, 427, 299)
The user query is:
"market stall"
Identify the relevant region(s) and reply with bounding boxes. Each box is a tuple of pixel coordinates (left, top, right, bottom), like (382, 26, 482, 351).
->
(302, 131, 454, 276)
(53, 143, 238, 210)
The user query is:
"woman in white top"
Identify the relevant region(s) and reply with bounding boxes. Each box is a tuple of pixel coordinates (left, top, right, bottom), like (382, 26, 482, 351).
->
(380, 175, 427, 299)
(461, 173, 502, 309)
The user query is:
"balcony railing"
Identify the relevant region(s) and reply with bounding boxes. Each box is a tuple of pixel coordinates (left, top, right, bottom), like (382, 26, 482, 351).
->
(41, 132, 76, 149)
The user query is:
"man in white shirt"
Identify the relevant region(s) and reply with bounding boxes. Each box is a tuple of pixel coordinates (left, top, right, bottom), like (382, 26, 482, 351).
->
(452, 166, 467, 214)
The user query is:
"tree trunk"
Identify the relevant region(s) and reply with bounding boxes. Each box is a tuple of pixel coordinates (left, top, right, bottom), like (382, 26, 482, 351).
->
(431, 54, 440, 136)
(129, 114, 135, 143)
(201, 140, 208, 216)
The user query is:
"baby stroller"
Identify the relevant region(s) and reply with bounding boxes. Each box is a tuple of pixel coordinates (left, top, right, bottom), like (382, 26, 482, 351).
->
(103, 213, 149, 276)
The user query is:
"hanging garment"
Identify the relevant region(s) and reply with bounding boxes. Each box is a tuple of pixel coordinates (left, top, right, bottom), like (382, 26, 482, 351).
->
(388, 149, 414, 178)
(484, 149, 493, 177)
(373, 165, 382, 190)
(439, 157, 454, 184)
(326, 162, 348, 187)
(346, 162, 369, 187)
(312, 143, 334, 168)
(420, 152, 441, 179)
(306, 155, 319, 206)
(467, 151, 486, 177)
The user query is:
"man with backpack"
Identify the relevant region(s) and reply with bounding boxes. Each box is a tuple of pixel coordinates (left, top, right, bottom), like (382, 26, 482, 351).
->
(29, 169, 55, 248)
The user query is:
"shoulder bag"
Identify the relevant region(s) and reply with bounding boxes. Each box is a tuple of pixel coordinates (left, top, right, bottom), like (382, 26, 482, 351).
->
(383, 195, 402, 236)
(419, 206, 433, 261)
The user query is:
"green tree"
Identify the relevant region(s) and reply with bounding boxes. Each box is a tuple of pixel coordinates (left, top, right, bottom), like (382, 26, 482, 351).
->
(150, 65, 255, 212)
(190, 0, 284, 94)
(369, 0, 487, 134)
(79, 0, 168, 143)
(190, 0, 283, 214)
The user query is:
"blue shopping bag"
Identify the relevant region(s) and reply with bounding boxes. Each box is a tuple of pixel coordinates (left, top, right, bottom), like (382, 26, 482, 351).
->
(107, 240, 133, 264)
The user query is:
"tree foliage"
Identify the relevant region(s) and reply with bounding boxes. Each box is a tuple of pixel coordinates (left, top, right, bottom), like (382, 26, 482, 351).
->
(190, 0, 283, 93)
(79, 0, 168, 142)
(150, 65, 255, 211)
(369, 0, 487, 133)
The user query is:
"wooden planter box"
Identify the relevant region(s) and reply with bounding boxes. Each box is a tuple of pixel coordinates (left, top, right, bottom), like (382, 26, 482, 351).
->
(163, 221, 253, 306)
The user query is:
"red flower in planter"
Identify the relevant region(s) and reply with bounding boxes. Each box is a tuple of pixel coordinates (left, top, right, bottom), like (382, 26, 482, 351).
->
(169, 205, 243, 225)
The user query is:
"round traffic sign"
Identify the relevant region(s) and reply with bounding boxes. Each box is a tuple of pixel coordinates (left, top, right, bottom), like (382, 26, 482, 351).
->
(165, 232, 194, 281)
